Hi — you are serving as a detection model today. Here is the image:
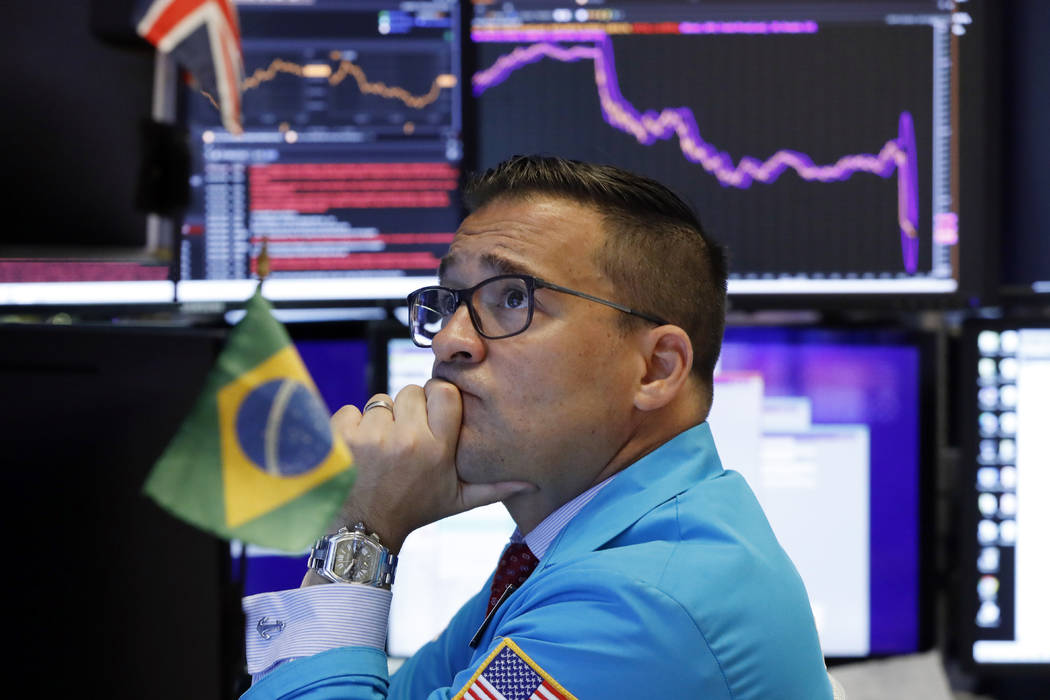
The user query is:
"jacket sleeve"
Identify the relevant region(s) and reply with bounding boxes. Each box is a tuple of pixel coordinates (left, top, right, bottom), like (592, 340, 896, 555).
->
(240, 587, 491, 700)
(241, 647, 389, 700)
(243, 566, 830, 699)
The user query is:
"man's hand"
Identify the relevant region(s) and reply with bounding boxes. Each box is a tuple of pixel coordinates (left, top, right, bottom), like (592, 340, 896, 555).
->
(328, 378, 535, 555)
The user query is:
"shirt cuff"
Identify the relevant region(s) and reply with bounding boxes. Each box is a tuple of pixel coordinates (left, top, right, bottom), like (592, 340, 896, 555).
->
(243, 583, 392, 675)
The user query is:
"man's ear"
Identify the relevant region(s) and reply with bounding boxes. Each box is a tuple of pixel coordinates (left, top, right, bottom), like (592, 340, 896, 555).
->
(633, 325, 693, 412)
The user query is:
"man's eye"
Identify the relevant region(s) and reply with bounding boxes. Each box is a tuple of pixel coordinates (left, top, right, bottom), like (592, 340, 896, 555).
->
(501, 288, 528, 309)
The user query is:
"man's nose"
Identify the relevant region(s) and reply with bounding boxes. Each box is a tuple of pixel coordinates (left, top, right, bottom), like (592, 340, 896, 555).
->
(431, 304, 486, 364)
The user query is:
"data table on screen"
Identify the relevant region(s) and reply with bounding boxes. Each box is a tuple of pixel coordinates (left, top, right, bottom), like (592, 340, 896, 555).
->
(176, 1, 462, 304)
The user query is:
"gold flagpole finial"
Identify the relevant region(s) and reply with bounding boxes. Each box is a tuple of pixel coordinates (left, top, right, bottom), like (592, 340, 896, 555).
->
(257, 236, 271, 284)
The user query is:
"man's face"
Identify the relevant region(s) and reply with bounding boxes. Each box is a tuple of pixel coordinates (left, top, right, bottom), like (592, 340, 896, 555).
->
(431, 195, 645, 509)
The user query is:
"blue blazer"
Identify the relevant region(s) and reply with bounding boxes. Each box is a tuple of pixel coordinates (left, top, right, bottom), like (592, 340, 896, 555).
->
(246, 423, 832, 699)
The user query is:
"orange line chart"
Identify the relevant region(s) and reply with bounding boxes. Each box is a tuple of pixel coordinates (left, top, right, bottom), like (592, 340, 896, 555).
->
(241, 55, 456, 110)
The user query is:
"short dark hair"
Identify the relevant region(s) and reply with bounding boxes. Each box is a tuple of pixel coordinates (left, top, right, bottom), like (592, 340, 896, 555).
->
(464, 155, 728, 405)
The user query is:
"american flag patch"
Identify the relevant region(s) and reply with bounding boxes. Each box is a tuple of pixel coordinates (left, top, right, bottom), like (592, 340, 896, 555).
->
(454, 638, 577, 700)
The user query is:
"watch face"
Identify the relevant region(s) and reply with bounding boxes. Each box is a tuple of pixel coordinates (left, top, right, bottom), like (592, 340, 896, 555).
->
(332, 538, 378, 583)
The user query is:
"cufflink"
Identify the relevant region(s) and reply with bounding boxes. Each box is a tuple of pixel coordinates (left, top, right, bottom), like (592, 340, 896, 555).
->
(256, 616, 285, 640)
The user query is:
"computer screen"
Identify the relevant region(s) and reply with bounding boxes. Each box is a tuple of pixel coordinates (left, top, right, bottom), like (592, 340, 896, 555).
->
(382, 325, 930, 660)
(711, 325, 929, 658)
(174, 0, 463, 306)
(961, 322, 1050, 669)
(469, 0, 984, 298)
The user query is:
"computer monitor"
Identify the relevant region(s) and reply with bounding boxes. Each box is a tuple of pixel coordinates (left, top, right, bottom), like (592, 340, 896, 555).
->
(711, 325, 930, 659)
(173, 0, 464, 306)
(469, 0, 995, 301)
(959, 321, 1050, 671)
(0, 261, 175, 307)
(0, 4, 175, 310)
(382, 324, 931, 660)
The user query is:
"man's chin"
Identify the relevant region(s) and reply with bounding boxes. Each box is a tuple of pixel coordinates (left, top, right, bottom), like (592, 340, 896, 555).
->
(454, 463, 490, 485)
(454, 449, 507, 485)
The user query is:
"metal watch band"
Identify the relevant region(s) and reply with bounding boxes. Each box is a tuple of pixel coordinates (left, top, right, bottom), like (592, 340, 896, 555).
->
(307, 522, 398, 588)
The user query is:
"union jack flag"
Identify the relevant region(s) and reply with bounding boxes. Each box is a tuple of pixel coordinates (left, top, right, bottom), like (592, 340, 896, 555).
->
(135, 0, 244, 134)
(455, 639, 576, 700)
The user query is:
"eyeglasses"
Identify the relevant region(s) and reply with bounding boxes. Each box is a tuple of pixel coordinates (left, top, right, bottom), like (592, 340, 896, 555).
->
(407, 273, 668, 348)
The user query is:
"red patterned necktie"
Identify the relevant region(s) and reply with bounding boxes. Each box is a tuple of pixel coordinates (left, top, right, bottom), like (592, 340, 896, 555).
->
(486, 542, 538, 615)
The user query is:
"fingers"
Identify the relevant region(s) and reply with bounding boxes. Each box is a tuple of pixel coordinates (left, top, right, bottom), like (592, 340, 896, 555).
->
(392, 384, 426, 425)
(424, 378, 462, 445)
(331, 403, 363, 439)
(360, 393, 395, 421)
(354, 384, 458, 440)
(328, 382, 476, 543)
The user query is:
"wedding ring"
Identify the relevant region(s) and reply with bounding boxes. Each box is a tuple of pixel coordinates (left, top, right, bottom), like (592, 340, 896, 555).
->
(363, 398, 394, 414)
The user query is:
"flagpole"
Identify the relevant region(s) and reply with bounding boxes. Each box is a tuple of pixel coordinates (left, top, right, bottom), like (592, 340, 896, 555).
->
(256, 236, 270, 295)
(223, 237, 267, 698)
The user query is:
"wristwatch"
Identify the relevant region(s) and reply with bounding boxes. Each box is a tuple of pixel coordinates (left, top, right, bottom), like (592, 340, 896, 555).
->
(307, 522, 398, 588)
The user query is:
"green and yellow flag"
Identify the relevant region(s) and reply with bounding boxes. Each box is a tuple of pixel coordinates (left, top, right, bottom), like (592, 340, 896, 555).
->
(145, 289, 354, 552)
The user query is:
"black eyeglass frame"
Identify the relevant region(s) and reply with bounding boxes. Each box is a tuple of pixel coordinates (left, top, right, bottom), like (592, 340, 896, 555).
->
(406, 273, 669, 347)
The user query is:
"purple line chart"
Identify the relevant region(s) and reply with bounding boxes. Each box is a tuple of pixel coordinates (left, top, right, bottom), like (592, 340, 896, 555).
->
(471, 17, 956, 294)
(474, 33, 921, 275)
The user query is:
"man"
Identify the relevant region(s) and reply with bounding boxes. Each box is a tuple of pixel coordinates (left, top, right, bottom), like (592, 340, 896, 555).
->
(243, 156, 832, 698)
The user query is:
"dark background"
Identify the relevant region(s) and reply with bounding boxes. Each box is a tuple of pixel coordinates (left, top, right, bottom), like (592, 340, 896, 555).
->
(0, 2, 154, 253)
(0, 324, 230, 697)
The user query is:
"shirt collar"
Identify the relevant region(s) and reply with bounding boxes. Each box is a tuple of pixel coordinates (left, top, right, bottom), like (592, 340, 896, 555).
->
(509, 476, 617, 559)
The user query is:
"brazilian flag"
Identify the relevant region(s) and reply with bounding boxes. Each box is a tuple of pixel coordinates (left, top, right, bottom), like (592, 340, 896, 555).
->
(145, 290, 354, 552)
